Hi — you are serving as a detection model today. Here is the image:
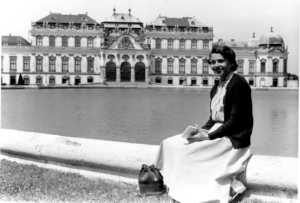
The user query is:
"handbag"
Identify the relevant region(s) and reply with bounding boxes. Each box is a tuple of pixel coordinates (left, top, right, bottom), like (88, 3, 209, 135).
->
(138, 164, 165, 195)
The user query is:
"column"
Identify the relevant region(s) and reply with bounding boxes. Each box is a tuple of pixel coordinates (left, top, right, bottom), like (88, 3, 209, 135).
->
(82, 56, 87, 73)
(69, 55, 74, 73)
(116, 67, 120, 82)
(43, 54, 49, 72)
(186, 57, 191, 74)
(279, 57, 284, 73)
(162, 57, 167, 74)
(174, 57, 179, 74)
(145, 66, 149, 82)
(30, 54, 36, 72)
(198, 56, 203, 74)
(131, 67, 135, 82)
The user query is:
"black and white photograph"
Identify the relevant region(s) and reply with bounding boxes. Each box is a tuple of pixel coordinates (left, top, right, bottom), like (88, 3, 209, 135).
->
(1, 0, 298, 202)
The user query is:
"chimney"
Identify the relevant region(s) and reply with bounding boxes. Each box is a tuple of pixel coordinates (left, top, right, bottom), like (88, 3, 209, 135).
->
(231, 39, 234, 41)
(218, 39, 222, 42)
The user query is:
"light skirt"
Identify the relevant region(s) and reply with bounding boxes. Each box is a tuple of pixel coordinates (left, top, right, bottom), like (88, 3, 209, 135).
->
(154, 134, 250, 203)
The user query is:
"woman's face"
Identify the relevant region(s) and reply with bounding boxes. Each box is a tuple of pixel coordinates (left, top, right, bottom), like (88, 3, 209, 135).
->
(210, 53, 231, 78)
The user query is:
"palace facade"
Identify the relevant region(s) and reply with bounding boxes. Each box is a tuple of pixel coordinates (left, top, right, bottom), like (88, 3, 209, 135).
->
(1, 9, 289, 87)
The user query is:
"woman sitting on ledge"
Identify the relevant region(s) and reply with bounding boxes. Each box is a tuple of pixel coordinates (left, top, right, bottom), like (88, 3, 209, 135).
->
(155, 45, 253, 203)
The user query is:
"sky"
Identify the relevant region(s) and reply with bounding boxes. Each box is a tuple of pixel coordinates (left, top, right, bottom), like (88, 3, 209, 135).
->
(0, 0, 299, 74)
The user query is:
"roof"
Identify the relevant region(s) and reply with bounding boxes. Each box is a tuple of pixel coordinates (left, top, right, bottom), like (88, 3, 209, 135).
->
(214, 40, 246, 48)
(36, 13, 99, 24)
(2, 35, 31, 46)
(104, 13, 142, 23)
(151, 17, 207, 27)
(259, 31, 284, 45)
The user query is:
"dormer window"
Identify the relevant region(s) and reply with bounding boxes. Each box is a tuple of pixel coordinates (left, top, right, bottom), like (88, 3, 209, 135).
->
(191, 21, 195, 25)
(121, 16, 125, 20)
(81, 17, 87, 21)
(162, 20, 166, 24)
(51, 16, 55, 20)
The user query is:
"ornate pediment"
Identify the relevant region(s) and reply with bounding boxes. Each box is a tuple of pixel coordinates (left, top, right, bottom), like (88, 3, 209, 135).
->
(106, 34, 146, 50)
(118, 36, 134, 49)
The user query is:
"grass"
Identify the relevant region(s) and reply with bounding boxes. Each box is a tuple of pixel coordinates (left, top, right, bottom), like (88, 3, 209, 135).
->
(0, 159, 275, 203)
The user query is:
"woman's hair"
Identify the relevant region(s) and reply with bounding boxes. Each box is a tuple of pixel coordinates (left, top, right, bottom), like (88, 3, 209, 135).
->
(209, 45, 238, 71)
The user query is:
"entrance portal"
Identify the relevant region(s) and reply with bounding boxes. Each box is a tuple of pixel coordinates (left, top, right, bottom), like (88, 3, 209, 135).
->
(273, 78, 278, 87)
(106, 62, 116, 82)
(135, 62, 145, 82)
(10, 76, 16, 85)
(121, 62, 131, 82)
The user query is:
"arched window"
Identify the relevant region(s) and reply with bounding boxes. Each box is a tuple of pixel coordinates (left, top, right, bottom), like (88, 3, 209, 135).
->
(168, 39, 173, 49)
(203, 59, 209, 74)
(75, 37, 81, 47)
(167, 77, 173, 85)
(273, 59, 279, 73)
(36, 56, 43, 72)
(260, 59, 266, 73)
(87, 37, 94, 47)
(191, 77, 197, 86)
(49, 56, 56, 72)
(249, 78, 254, 86)
(191, 59, 197, 74)
(155, 58, 162, 73)
(167, 58, 174, 73)
(191, 39, 197, 49)
(179, 77, 184, 85)
(87, 76, 94, 83)
(155, 77, 161, 83)
(88, 57, 94, 73)
(249, 61, 255, 74)
(75, 76, 81, 85)
(237, 60, 244, 74)
(24, 75, 30, 85)
(49, 76, 55, 85)
(36, 75, 43, 85)
(203, 77, 208, 86)
(179, 58, 186, 74)
(62, 56, 69, 72)
(75, 57, 81, 73)
(179, 39, 185, 49)
(203, 40, 209, 49)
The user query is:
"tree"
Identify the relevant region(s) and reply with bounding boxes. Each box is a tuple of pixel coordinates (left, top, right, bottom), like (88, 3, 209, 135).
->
(17, 74, 24, 85)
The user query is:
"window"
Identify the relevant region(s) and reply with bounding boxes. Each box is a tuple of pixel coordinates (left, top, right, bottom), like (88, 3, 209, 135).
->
(249, 78, 254, 86)
(155, 77, 161, 83)
(249, 61, 255, 74)
(167, 59, 173, 73)
(179, 59, 185, 74)
(75, 57, 81, 73)
(283, 59, 287, 74)
(237, 60, 243, 74)
(87, 76, 94, 83)
(62, 36, 68, 47)
(156, 39, 161, 49)
(62, 57, 68, 72)
(49, 76, 55, 85)
(49, 36, 55, 47)
(24, 76, 30, 85)
(273, 60, 278, 73)
(168, 39, 173, 49)
(155, 59, 162, 73)
(179, 39, 185, 49)
(1, 56, 3, 71)
(75, 37, 81, 47)
(203, 60, 208, 74)
(88, 37, 94, 47)
(36, 76, 42, 85)
(179, 77, 184, 85)
(203, 77, 208, 86)
(191, 78, 197, 85)
(10, 56, 17, 71)
(36, 35, 42, 46)
(49, 57, 56, 72)
(23, 57, 30, 71)
(88, 57, 94, 73)
(203, 40, 209, 49)
(167, 77, 173, 84)
(36, 56, 43, 72)
(191, 39, 197, 49)
(261, 61, 266, 73)
(191, 59, 197, 74)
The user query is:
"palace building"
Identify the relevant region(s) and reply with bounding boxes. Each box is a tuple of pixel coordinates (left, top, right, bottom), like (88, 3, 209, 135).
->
(1, 9, 289, 87)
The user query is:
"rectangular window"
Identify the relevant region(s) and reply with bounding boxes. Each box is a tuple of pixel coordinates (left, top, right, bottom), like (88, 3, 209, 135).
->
(10, 56, 17, 71)
(23, 57, 30, 71)
(203, 61, 208, 74)
(155, 60, 161, 73)
(62, 37, 68, 47)
(49, 57, 56, 72)
(87, 38, 94, 47)
(180, 40, 185, 49)
(36, 77, 42, 85)
(179, 60, 185, 74)
(168, 40, 173, 49)
(87, 77, 93, 83)
(62, 58, 68, 72)
(36, 57, 43, 72)
(75, 58, 81, 72)
(261, 61, 266, 73)
(88, 58, 94, 72)
(191, 60, 197, 73)
(49, 77, 55, 85)
(167, 60, 173, 73)
(203, 40, 209, 49)
(237, 61, 243, 74)
(49, 36, 55, 47)
(24, 77, 30, 85)
(156, 39, 161, 49)
(75, 37, 81, 47)
(36, 36, 42, 46)
(191, 40, 197, 49)
(249, 61, 255, 73)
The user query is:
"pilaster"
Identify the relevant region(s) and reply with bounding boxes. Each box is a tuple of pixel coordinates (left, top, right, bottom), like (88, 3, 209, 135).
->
(116, 67, 120, 82)
(131, 67, 135, 82)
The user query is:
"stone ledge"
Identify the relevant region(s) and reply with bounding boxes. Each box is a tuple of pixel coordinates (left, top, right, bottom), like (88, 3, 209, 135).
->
(0, 129, 297, 201)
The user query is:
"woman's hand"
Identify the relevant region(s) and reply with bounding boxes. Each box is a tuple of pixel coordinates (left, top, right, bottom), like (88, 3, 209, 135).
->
(187, 129, 209, 143)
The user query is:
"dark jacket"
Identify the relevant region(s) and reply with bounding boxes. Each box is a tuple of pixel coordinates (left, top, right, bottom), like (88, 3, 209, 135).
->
(201, 74, 253, 149)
